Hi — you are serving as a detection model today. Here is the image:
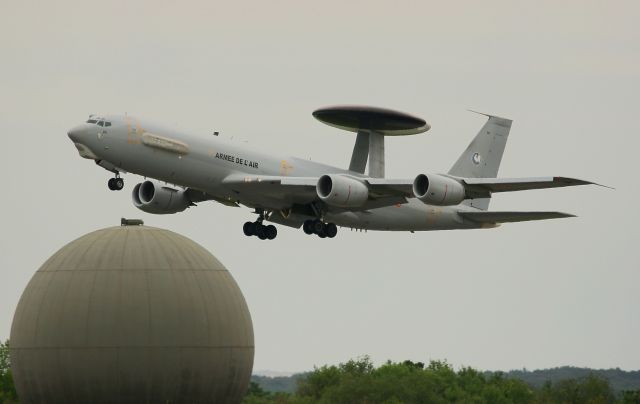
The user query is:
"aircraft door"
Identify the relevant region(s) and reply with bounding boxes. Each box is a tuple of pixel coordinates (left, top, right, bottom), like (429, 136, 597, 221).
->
(125, 116, 142, 145)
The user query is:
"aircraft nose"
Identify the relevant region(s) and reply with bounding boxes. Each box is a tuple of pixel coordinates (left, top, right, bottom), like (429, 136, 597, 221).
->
(67, 125, 84, 142)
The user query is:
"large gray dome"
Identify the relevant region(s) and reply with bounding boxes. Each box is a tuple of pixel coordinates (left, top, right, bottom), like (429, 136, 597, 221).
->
(10, 225, 254, 404)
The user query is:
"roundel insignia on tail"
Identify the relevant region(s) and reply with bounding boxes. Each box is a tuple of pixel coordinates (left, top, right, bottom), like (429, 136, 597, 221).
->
(472, 152, 482, 165)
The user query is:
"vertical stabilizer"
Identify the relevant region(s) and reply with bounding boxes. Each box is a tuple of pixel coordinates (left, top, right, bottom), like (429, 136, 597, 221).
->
(448, 111, 512, 210)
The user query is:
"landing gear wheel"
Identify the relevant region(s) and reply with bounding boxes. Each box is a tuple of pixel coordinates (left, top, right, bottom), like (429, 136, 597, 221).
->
(246, 209, 278, 240)
(325, 223, 338, 238)
(312, 220, 324, 234)
(303, 220, 314, 235)
(255, 224, 267, 240)
(265, 225, 277, 240)
(107, 177, 124, 191)
(243, 221, 255, 236)
(302, 219, 338, 239)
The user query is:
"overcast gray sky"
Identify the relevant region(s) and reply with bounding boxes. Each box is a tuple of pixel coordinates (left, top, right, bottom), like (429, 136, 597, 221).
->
(1, 0, 638, 373)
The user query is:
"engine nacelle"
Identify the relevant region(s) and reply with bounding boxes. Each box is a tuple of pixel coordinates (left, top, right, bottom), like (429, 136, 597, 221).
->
(132, 180, 191, 214)
(412, 174, 466, 206)
(316, 174, 368, 208)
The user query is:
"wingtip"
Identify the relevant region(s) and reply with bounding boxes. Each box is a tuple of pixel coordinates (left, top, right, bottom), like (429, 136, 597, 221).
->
(553, 177, 615, 190)
(583, 180, 615, 190)
(594, 182, 615, 190)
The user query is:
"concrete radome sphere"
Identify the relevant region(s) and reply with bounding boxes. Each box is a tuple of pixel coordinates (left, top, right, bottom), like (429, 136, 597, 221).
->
(10, 225, 254, 404)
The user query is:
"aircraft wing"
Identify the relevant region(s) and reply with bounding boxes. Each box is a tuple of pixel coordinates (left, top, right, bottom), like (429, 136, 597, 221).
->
(222, 175, 317, 192)
(222, 174, 598, 210)
(462, 176, 600, 198)
(221, 175, 318, 206)
(459, 211, 575, 223)
(222, 174, 408, 210)
(364, 176, 598, 199)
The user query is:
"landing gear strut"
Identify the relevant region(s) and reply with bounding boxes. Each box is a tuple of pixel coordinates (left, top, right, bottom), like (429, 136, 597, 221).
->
(243, 209, 277, 240)
(303, 220, 337, 239)
(107, 174, 124, 191)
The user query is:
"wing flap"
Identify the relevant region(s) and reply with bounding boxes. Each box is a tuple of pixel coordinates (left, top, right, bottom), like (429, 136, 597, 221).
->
(222, 175, 316, 194)
(222, 174, 318, 206)
(184, 188, 240, 207)
(221, 174, 408, 211)
(365, 178, 413, 197)
(459, 211, 575, 223)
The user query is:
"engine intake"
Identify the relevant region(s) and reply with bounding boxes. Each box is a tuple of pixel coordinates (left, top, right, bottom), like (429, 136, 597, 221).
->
(412, 174, 466, 206)
(132, 180, 191, 214)
(316, 174, 368, 207)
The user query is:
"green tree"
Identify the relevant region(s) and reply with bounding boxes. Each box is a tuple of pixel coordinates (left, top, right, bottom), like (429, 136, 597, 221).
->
(290, 357, 536, 404)
(248, 358, 634, 404)
(534, 374, 615, 404)
(296, 364, 342, 399)
(620, 390, 640, 404)
(247, 381, 269, 398)
(0, 340, 18, 404)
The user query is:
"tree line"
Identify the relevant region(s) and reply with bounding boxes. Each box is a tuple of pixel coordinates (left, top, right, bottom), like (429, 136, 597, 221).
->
(245, 357, 640, 404)
(254, 366, 640, 397)
(2, 340, 639, 403)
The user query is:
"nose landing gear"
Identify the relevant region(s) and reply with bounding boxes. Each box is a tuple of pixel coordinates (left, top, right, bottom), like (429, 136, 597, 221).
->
(303, 220, 337, 238)
(107, 175, 124, 191)
(243, 209, 278, 240)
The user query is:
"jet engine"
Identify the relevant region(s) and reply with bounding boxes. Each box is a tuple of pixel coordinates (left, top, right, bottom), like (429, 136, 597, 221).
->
(412, 174, 466, 206)
(316, 174, 368, 208)
(132, 180, 191, 214)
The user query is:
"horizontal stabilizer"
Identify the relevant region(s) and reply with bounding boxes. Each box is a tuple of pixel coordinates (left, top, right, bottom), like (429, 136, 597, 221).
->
(463, 176, 599, 198)
(459, 211, 575, 224)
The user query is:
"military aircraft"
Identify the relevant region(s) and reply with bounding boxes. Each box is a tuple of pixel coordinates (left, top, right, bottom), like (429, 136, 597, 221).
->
(67, 105, 597, 240)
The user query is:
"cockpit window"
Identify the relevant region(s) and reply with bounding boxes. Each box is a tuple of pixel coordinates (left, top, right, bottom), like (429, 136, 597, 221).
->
(85, 117, 111, 126)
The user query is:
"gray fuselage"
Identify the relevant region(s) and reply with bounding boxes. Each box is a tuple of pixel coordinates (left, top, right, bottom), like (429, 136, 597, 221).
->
(67, 115, 485, 232)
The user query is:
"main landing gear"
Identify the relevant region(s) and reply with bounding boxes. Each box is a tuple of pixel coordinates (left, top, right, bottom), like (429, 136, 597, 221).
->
(243, 209, 277, 240)
(303, 220, 337, 239)
(107, 175, 124, 191)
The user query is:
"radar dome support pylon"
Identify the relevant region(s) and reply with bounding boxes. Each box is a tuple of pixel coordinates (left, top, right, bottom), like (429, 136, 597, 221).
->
(349, 130, 369, 174)
(313, 105, 430, 178)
